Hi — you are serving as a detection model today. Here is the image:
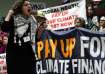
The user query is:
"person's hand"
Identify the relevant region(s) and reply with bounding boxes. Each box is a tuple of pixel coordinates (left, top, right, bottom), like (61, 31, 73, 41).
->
(8, 10, 14, 15)
(5, 0, 18, 21)
(10, 0, 20, 14)
(11, 0, 19, 10)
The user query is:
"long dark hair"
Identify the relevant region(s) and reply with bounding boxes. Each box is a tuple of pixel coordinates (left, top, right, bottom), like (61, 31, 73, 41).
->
(12, 0, 29, 15)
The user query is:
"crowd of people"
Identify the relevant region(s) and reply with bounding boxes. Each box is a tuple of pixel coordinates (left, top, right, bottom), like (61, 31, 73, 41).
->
(74, 3, 105, 32)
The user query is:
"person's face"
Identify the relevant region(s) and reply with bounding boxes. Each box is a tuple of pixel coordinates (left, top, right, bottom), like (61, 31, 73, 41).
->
(87, 6, 93, 16)
(2, 36, 8, 45)
(22, 1, 31, 16)
(100, 20, 105, 27)
(0, 36, 2, 46)
(75, 19, 81, 27)
(0, 36, 2, 42)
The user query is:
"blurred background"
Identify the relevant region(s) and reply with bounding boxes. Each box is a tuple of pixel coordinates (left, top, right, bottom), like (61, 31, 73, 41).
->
(0, 0, 105, 16)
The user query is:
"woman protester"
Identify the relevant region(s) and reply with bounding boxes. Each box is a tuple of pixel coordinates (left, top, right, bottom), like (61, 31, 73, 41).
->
(99, 16, 105, 32)
(1, 0, 46, 74)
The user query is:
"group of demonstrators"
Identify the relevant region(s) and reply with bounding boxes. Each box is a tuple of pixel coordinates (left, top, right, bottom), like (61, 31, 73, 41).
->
(0, 0, 105, 74)
(74, 3, 105, 32)
(62, 0, 105, 32)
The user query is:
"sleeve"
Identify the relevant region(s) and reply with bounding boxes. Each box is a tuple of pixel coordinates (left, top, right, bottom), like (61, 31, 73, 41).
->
(1, 17, 14, 32)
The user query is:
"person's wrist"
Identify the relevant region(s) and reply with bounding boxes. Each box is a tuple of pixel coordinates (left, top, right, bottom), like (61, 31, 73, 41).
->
(5, 10, 14, 21)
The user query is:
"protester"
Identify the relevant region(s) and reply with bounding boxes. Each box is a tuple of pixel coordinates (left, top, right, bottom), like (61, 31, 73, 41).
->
(74, 17, 87, 28)
(0, 31, 8, 53)
(1, 0, 46, 73)
(35, 13, 47, 40)
(2, 33, 8, 50)
(0, 35, 3, 53)
(99, 16, 105, 32)
(86, 4, 99, 31)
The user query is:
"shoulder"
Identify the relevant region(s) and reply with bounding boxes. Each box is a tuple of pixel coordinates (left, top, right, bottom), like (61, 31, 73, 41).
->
(14, 14, 24, 20)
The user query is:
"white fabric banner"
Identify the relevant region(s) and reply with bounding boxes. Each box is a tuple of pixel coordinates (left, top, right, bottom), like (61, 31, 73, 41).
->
(93, 0, 101, 1)
(0, 53, 7, 74)
(37, 0, 86, 30)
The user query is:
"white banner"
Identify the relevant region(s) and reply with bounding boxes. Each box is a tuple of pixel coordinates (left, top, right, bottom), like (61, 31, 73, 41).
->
(0, 53, 7, 74)
(93, 0, 101, 1)
(37, 0, 86, 30)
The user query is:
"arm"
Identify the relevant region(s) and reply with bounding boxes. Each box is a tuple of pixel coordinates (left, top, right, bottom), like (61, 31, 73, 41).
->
(1, 10, 14, 32)
(5, 10, 14, 22)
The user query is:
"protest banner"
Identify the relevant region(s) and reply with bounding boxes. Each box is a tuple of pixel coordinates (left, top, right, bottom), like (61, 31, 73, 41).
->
(35, 28, 105, 74)
(0, 53, 7, 74)
(37, 0, 87, 30)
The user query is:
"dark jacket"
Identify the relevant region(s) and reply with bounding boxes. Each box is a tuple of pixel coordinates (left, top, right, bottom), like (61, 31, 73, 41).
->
(1, 16, 36, 74)
(1, 17, 14, 54)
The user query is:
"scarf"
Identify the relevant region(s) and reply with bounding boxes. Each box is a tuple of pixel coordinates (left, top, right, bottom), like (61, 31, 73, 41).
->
(13, 14, 37, 46)
(14, 14, 31, 38)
